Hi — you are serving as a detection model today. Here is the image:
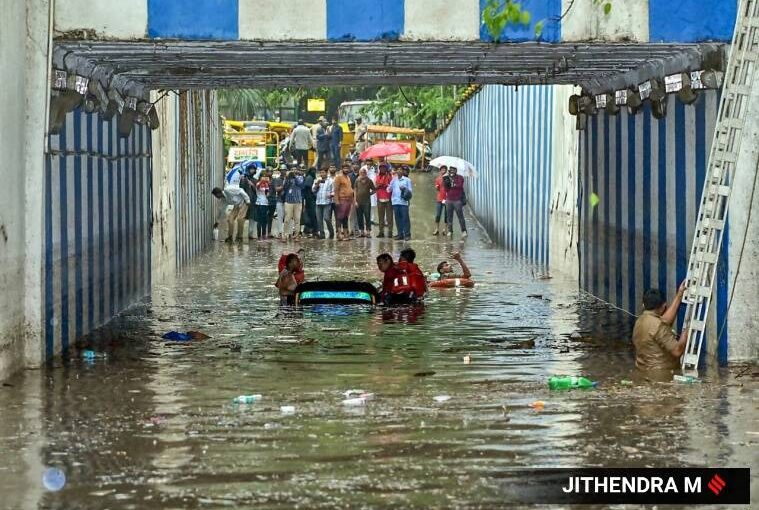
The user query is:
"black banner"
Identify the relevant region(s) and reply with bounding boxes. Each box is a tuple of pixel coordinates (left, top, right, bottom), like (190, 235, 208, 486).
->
(499, 468, 750, 505)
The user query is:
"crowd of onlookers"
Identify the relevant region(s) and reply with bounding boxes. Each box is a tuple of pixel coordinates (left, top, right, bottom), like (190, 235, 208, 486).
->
(212, 117, 469, 243)
(213, 157, 414, 242)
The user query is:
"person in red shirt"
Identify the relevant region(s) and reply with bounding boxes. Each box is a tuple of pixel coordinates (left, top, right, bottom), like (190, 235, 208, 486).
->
(444, 166, 467, 238)
(376, 253, 416, 305)
(398, 248, 427, 299)
(374, 164, 394, 238)
(433, 166, 448, 235)
(277, 249, 305, 284)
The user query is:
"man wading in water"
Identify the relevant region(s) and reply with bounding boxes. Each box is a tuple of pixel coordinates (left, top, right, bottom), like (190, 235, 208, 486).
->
(276, 253, 300, 306)
(632, 283, 689, 372)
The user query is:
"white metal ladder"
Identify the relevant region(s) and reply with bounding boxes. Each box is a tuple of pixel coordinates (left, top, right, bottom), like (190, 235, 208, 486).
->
(681, 0, 759, 374)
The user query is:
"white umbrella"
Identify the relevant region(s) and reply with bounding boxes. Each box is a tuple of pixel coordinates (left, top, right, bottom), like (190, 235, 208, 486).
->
(429, 156, 478, 177)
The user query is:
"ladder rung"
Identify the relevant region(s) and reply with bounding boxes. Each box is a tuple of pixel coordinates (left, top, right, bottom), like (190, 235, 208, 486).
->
(682, 353, 699, 367)
(692, 286, 713, 298)
(701, 218, 725, 230)
(689, 320, 706, 331)
(696, 252, 719, 264)
(708, 185, 731, 197)
(715, 151, 739, 163)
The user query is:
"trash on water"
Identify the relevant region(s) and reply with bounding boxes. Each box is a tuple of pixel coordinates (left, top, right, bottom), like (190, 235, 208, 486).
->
(342, 395, 374, 406)
(280, 405, 296, 414)
(161, 331, 191, 341)
(673, 375, 698, 384)
(620, 380, 634, 386)
(590, 192, 601, 208)
(433, 395, 451, 403)
(162, 331, 211, 341)
(529, 400, 545, 410)
(342, 390, 374, 405)
(548, 376, 597, 390)
(232, 395, 262, 404)
(81, 350, 106, 360)
(463, 354, 472, 364)
(42, 467, 66, 492)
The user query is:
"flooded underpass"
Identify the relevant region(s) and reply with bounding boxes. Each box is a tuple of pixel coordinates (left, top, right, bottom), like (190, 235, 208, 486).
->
(1, 174, 756, 509)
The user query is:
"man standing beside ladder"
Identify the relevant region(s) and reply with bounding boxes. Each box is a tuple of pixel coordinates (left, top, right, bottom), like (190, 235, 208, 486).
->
(632, 283, 689, 373)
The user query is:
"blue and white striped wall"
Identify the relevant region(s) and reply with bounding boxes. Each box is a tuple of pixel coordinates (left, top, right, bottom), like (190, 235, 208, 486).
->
(44, 108, 152, 359)
(433, 85, 558, 267)
(54, 0, 736, 43)
(579, 92, 729, 363)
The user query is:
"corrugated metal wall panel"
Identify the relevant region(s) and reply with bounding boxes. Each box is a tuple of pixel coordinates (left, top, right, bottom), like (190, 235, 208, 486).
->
(579, 92, 729, 360)
(433, 84, 554, 266)
(174, 90, 222, 268)
(44, 108, 152, 359)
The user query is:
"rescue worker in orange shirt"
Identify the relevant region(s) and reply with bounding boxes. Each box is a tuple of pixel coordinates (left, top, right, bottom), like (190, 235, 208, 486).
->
(397, 248, 427, 300)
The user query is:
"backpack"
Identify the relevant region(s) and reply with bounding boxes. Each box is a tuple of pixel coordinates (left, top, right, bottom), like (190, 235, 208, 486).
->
(401, 187, 412, 202)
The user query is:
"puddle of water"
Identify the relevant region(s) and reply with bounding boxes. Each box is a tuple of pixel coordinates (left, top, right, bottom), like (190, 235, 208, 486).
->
(0, 174, 756, 509)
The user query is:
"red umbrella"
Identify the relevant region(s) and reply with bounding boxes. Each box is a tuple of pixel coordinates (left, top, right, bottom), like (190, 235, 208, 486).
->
(360, 142, 413, 160)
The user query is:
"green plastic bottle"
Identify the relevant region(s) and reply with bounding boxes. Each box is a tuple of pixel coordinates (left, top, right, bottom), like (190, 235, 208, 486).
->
(548, 376, 597, 390)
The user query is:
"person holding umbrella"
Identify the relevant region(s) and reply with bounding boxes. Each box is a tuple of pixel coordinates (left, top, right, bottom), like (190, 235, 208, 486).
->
(443, 166, 467, 238)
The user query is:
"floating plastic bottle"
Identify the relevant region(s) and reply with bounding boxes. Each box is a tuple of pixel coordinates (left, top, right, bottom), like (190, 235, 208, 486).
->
(232, 394, 262, 404)
(212, 227, 219, 241)
(81, 350, 106, 360)
(548, 376, 597, 390)
(673, 375, 698, 384)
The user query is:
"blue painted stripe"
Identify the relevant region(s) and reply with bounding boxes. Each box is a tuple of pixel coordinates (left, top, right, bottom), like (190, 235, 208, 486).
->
(649, 0, 736, 42)
(44, 156, 54, 359)
(627, 111, 637, 311)
(86, 113, 95, 331)
(591, 114, 599, 297)
(675, 101, 687, 327)
(641, 106, 652, 289)
(74, 112, 84, 340)
(97, 118, 105, 325)
(716, 225, 729, 364)
(108, 119, 115, 318)
(657, 111, 668, 293)
(479, 0, 561, 42)
(148, 0, 239, 40)
(59, 123, 69, 354)
(615, 112, 623, 306)
(603, 114, 610, 300)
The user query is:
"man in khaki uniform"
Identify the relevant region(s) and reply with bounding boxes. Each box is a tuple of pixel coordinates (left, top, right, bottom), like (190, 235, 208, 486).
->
(632, 283, 689, 371)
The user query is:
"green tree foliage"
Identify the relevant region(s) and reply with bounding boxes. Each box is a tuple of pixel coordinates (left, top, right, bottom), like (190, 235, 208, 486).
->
(482, 0, 532, 42)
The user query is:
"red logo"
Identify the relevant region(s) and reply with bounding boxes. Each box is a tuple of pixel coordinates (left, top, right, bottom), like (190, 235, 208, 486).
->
(707, 474, 726, 495)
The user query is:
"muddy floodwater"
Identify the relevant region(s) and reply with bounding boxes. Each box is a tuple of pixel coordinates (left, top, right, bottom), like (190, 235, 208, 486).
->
(0, 175, 756, 509)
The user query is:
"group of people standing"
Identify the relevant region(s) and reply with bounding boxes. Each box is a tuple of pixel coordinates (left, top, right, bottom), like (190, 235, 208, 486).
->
(213, 155, 415, 243)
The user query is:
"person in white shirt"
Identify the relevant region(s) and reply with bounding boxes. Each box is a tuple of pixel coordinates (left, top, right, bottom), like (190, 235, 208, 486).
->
(289, 120, 312, 166)
(312, 167, 335, 239)
(212, 186, 250, 243)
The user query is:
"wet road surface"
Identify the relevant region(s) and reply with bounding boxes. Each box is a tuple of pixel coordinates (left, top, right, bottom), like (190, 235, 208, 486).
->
(1, 174, 757, 509)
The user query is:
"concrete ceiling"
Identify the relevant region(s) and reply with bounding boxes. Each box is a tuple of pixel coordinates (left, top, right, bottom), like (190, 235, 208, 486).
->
(54, 40, 725, 94)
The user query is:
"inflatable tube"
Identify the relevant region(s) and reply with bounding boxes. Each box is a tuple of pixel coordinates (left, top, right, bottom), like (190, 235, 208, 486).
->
(429, 278, 475, 289)
(294, 281, 379, 305)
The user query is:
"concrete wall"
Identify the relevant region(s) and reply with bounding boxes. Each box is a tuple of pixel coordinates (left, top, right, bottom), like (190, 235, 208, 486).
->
(0, 0, 50, 379)
(726, 76, 759, 363)
(43, 109, 152, 359)
(432, 84, 578, 272)
(54, 0, 735, 42)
